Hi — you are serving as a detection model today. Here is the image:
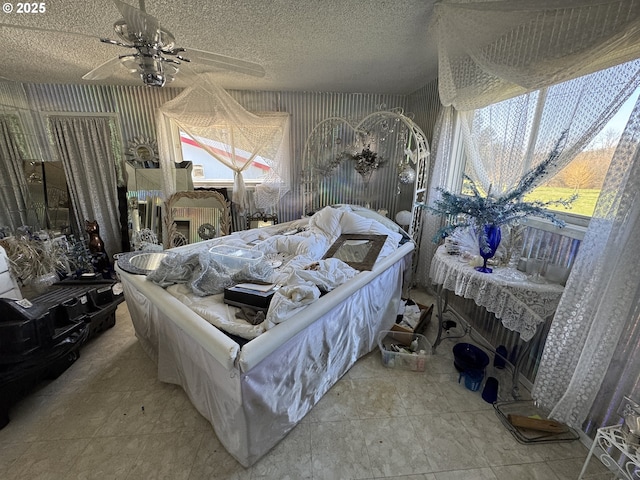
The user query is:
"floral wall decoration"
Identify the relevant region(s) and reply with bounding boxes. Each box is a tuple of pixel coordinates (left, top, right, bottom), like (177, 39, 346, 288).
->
(338, 144, 387, 185)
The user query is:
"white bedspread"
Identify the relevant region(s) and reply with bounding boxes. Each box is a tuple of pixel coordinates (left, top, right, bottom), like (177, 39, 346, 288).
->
(160, 205, 404, 339)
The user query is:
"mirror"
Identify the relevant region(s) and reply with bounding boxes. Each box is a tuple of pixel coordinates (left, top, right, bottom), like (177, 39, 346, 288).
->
(322, 234, 387, 271)
(163, 190, 231, 248)
(42, 162, 71, 233)
(126, 161, 194, 244)
(127, 135, 159, 168)
(116, 251, 169, 275)
(23, 161, 71, 234)
(247, 212, 278, 230)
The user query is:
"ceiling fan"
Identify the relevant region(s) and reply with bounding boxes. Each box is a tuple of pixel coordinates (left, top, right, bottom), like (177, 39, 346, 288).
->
(86, 0, 265, 87)
(1, 0, 265, 87)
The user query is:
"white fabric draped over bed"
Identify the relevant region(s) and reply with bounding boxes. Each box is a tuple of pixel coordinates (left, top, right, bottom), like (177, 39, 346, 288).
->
(117, 206, 414, 466)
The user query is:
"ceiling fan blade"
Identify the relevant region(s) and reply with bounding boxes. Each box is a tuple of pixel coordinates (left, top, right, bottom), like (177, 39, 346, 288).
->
(111, 0, 160, 40)
(82, 56, 126, 81)
(0, 22, 98, 40)
(184, 48, 265, 78)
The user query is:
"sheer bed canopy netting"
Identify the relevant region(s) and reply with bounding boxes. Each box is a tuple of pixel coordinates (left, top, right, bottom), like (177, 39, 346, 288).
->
(435, 0, 640, 111)
(157, 72, 291, 213)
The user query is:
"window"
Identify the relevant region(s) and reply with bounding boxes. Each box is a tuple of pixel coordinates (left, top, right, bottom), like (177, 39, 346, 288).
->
(524, 88, 640, 218)
(179, 130, 274, 186)
(460, 60, 640, 225)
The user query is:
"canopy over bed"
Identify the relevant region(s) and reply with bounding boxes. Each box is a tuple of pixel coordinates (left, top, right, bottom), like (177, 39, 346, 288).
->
(156, 72, 291, 215)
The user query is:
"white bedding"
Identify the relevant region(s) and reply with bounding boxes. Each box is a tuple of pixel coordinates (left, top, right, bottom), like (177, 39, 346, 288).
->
(116, 205, 414, 467)
(156, 205, 404, 339)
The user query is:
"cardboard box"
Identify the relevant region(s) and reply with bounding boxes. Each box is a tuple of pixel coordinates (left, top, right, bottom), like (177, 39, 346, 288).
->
(393, 302, 434, 339)
(390, 323, 414, 344)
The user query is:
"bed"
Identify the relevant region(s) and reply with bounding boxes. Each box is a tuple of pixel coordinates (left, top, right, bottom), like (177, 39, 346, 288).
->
(115, 205, 414, 467)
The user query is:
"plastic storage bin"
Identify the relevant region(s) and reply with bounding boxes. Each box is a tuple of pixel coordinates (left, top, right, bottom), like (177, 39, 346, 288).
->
(209, 245, 263, 272)
(377, 330, 430, 372)
(0, 299, 53, 359)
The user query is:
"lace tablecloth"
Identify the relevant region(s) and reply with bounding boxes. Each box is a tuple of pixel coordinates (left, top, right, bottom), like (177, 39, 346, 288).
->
(429, 246, 564, 341)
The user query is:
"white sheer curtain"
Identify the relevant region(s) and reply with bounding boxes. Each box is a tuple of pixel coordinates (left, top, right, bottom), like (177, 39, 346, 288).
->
(461, 60, 640, 196)
(428, 0, 640, 435)
(415, 106, 458, 287)
(157, 73, 291, 214)
(532, 94, 640, 431)
(0, 115, 35, 231)
(49, 116, 122, 257)
(436, 0, 640, 111)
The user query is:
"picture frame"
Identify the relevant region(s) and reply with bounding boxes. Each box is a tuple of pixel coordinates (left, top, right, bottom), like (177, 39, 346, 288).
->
(322, 234, 387, 271)
(163, 190, 231, 247)
(412, 303, 434, 337)
(247, 212, 278, 229)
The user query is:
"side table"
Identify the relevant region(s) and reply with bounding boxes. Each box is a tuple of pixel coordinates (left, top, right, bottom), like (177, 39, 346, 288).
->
(578, 425, 640, 479)
(429, 245, 564, 398)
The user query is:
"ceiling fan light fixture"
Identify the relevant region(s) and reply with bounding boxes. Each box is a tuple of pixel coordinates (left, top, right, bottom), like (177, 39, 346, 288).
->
(141, 71, 167, 87)
(82, 0, 266, 87)
(113, 19, 133, 43)
(121, 57, 139, 72)
(163, 62, 179, 75)
(156, 29, 176, 51)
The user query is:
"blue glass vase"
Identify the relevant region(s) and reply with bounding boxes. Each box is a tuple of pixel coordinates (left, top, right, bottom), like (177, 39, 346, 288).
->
(475, 224, 501, 273)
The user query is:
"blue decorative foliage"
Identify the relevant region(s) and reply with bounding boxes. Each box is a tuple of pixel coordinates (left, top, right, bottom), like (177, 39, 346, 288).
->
(418, 132, 577, 242)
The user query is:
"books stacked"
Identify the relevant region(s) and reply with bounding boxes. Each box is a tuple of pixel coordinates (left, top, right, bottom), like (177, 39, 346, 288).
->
(223, 283, 277, 311)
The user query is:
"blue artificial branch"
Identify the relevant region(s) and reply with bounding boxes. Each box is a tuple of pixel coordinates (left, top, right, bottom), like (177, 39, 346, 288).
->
(418, 131, 577, 243)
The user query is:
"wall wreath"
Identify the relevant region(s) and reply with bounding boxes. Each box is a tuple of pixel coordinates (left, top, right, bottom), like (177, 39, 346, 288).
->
(198, 223, 218, 240)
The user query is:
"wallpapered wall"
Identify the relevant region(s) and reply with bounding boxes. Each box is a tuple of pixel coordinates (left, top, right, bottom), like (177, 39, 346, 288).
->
(0, 79, 441, 223)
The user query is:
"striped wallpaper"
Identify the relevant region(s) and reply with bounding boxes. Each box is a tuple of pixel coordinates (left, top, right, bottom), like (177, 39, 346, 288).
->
(1, 80, 441, 224)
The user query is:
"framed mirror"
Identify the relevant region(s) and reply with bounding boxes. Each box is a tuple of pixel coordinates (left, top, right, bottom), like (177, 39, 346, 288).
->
(247, 212, 278, 230)
(23, 160, 71, 233)
(163, 190, 231, 248)
(127, 135, 159, 168)
(322, 234, 387, 271)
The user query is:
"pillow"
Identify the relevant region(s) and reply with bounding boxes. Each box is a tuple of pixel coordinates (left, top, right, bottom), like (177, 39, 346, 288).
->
(340, 210, 401, 238)
(308, 206, 343, 238)
(338, 210, 403, 257)
(345, 205, 403, 233)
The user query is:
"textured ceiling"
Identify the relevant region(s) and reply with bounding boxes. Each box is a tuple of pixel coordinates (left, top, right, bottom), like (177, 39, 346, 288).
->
(0, 0, 439, 94)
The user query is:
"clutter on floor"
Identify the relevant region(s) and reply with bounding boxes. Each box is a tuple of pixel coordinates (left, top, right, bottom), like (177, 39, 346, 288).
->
(494, 400, 580, 444)
(0, 280, 124, 429)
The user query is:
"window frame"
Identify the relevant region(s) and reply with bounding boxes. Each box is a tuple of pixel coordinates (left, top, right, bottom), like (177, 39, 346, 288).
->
(177, 125, 288, 190)
(451, 110, 590, 239)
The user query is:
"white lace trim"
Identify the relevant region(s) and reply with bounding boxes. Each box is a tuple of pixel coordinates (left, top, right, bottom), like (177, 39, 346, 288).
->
(430, 246, 564, 341)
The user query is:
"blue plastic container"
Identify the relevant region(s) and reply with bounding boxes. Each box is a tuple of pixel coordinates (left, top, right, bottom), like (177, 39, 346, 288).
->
(459, 369, 484, 391)
(452, 343, 490, 372)
(482, 376, 499, 403)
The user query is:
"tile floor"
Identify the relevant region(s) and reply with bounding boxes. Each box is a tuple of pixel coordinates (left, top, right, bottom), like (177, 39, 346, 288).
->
(0, 289, 614, 480)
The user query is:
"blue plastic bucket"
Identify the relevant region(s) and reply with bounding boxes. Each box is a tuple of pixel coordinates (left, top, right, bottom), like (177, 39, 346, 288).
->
(459, 369, 484, 392)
